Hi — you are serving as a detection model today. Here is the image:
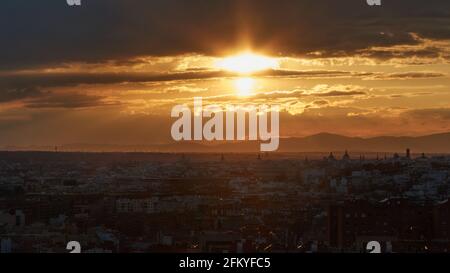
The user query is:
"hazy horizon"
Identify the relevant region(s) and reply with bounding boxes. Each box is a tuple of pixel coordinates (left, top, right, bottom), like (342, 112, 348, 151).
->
(3, 131, 450, 154)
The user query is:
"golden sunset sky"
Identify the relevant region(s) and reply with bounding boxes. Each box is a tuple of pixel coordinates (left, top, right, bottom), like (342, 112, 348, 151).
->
(0, 0, 449, 147)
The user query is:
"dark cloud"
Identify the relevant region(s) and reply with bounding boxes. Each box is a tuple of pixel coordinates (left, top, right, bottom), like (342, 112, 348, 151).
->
(24, 92, 120, 109)
(206, 87, 367, 102)
(359, 47, 442, 60)
(0, 71, 227, 89)
(369, 72, 446, 80)
(1, 0, 449, 69)
(252, 90, 305, 100)
(255, 89, 366, 100)
(312, 100, 329, 106)
(0, 85, 117, 108)
(317, 91, 367, 97)
(389, 94, 404, 98)
(0, 87, 45, 103)
(0, 69, 362, 89)
(1, 69, 440, 91)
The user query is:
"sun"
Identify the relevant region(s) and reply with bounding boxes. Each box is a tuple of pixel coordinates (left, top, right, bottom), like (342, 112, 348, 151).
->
(235, 77, 255, 97)
(216, 52, 279, 74)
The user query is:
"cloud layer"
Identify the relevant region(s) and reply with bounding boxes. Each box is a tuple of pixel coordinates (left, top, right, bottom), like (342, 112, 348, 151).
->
(1, 0, 449, 69)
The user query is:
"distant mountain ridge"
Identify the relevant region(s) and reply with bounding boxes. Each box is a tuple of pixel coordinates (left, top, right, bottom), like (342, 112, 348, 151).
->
(279, 132, 450, 153)
(3, 132, 450, 153)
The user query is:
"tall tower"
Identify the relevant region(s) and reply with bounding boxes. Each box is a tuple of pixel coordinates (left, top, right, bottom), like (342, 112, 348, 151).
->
(342, 150, 350, 161)
(406, 148, 411, 159)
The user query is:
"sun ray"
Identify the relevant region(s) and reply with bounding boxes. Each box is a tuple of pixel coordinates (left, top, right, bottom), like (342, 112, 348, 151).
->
(216, 52, 279, 74)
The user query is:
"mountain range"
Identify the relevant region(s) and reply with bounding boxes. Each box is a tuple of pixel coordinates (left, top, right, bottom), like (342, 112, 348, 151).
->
(4, 132, 450, 153)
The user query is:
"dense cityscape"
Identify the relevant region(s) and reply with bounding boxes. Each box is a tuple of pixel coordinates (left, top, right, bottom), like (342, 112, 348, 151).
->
(1, 150, 449, 253)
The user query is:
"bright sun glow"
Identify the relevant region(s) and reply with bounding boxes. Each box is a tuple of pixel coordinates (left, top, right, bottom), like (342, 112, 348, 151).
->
(235, 77, 255, 97)
(216, 52, 279, 74)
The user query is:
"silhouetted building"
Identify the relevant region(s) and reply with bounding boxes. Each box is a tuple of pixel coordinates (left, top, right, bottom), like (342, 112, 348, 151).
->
(342, 151, 350, 161)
